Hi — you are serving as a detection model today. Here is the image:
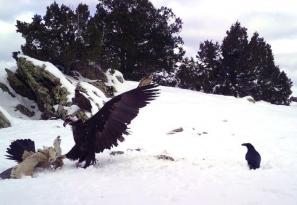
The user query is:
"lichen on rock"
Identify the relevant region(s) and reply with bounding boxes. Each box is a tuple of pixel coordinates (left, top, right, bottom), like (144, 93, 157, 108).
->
(6, 57, 70, 119)
(6, 68, 35, 100)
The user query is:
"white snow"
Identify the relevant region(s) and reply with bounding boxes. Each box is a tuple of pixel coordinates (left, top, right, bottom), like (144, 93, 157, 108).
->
(1, 81, 297, 205)
(106, 69, 125, 90)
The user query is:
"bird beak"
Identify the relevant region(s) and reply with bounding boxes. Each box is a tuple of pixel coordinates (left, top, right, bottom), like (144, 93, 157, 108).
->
(63, 121, 69, 127)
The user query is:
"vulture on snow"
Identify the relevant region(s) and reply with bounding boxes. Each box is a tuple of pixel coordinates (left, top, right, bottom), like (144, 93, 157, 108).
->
(1, 137, 63, 179)
(63, 84, 159, 168)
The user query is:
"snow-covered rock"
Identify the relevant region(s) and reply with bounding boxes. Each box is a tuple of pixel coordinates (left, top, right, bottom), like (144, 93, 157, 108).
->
(2, 55, 123, 120)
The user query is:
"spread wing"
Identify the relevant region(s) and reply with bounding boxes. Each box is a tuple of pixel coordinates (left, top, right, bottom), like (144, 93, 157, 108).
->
(5, 139, 35, 163)
(83, 83, 159, 153)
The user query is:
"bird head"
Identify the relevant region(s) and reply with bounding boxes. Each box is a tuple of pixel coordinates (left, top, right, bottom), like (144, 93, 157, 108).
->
(63, 115, 79, 127)
(241, 143, 255, 149)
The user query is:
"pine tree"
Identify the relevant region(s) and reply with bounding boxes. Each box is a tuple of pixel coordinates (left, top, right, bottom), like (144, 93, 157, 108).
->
(246, 32, 270, 100)
(273, 71, 292, 105)
(193, 22, 292, 105)
(42, 2, 77, 70)
(176, 57, 202, 90)
(96, 0, 184, 80)
(16, 2, 104, 74)
(196, 40, 224, 93)
(247, 32, 292, 104)
(16, 1, 184, 79)
(221, 21, 249, 96)
(16, 14, 47, 61)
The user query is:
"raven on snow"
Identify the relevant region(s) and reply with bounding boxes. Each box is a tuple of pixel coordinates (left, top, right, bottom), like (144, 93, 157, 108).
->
(241, 143, 261, 169)
(63, 84, 159, 168)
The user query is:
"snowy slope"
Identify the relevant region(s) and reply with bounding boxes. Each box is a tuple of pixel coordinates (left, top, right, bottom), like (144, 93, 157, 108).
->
(1, 81, 297, 205)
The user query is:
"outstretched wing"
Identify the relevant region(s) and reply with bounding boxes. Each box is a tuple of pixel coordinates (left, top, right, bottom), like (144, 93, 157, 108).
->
(5, 139, 35, 162)
(83, 83, 159, 153)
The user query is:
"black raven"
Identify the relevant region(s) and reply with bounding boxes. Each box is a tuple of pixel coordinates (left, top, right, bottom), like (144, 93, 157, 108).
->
(63, 84, 159, 168)
(241, 143, 261, 169)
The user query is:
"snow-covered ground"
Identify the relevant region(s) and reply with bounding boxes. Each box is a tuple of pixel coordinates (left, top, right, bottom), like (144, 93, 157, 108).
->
(1, 81, 297, 205)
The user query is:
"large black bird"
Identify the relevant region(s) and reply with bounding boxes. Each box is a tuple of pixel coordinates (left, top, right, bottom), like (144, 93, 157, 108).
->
(242, 143, 261, 169)
(63, 84, 159, 168)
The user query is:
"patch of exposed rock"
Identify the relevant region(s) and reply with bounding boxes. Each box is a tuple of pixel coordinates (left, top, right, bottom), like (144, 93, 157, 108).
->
(15, 104, 35, 117)
(0, 110, 10, 129)
(89, 81, 115, 97)
(70, 61, 107, 81)
(6, 68, 35, 100)
(0, 82, 15, 97)
(155, 154, 175, 161)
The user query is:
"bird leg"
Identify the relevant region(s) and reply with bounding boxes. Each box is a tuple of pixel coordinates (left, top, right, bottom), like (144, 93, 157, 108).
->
(82, 152, 96, 168)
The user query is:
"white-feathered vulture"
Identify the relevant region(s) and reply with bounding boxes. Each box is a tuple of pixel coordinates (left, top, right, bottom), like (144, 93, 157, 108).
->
(63, 84, 159, 168)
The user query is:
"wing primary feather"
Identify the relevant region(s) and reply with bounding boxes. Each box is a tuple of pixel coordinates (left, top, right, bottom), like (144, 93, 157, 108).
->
(5, 139, 35, 162)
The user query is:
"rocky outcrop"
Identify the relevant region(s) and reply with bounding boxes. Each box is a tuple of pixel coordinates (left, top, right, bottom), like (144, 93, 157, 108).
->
(70, 61, 107, 81)
(167, 127, 184, 135)
(15, 104, 35, 117)
(155, 154, 175, 161)
(115, 73, 124, 83)
(6, 68, 35, 100)
(6, 57, 69, 119)
(89, 81, 115, 97)
(5, 56, 119, 121)
(0, 110, 11, 128)
(0, 82, 15, 97)
(72, 87, 92, 113)
(138, 74, 153, 87)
